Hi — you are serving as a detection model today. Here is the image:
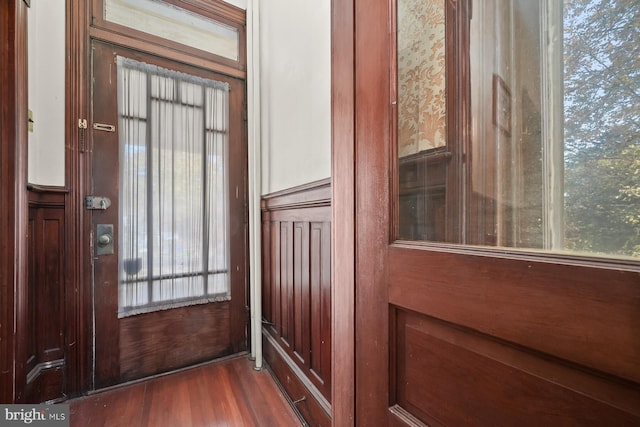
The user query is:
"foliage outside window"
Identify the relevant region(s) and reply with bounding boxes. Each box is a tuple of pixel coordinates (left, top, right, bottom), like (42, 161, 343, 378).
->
(397, 0, 639, 260)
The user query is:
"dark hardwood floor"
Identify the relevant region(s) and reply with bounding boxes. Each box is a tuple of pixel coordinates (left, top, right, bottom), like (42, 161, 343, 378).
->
(68, 356, 302, 426)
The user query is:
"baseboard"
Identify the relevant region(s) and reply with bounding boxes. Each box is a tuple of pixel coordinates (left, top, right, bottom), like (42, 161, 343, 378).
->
(263, 330, 331, 427)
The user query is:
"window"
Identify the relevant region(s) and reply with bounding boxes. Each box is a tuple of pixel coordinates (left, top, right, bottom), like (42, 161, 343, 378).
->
(397, 0, 640, 260)
(117, 56, 230, 316)
(104, 0, 240, 61)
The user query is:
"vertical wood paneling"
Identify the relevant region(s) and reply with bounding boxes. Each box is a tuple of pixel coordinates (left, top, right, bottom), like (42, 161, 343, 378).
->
(39, 217, 65, 359)
(310, 223, 322, 378)
(300, 222, 311, 366)
(280, 221, 291, 345)
(271, 220, 281, 336)
(261, 179, 332, 409)
(293, 222, 303, 360)
(261, 211, 271, 322)
(26, 188, 67, 403)
(320, 221, 332, 384)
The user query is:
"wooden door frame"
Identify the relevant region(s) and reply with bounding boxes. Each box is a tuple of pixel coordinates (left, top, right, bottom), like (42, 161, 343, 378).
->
(331, 0, 391, 423)
(66, 0, 92, 396)
(330, 0, 356, 424)
(0, 0, 29, 404)
(352, 0, 392, 424)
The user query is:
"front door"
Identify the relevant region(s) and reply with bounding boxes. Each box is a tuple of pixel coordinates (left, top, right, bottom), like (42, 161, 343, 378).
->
(352, 0, 640, 425)
(90, 41, 247, 388)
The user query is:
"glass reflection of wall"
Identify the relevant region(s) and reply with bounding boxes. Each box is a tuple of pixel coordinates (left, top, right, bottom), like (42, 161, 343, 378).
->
(396, 0, 639, 259)
(397, 0, 448, 242)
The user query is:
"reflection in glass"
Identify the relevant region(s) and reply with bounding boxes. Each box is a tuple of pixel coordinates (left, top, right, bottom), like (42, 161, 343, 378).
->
(397, 0, 640, 259)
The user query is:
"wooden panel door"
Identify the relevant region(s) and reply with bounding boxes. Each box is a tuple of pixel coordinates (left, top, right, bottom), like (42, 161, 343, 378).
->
(349, 0, 640, 425)
(91, 41, 247, 388)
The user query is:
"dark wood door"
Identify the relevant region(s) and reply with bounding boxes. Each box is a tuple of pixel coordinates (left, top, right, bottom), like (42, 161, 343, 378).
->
(350, 0, 640, 425)
(91, 41, 247, 388)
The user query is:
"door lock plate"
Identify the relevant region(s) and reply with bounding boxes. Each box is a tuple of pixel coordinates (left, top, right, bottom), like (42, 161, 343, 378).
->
(96, 224, 114, 256)
(85, 195, 111, 210)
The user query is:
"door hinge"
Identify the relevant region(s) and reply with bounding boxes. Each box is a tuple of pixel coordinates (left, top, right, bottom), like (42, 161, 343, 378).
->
(78, 119, 88, 152)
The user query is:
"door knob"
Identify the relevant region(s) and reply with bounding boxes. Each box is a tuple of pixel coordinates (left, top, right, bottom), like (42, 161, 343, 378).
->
(98, 233, 112, 247)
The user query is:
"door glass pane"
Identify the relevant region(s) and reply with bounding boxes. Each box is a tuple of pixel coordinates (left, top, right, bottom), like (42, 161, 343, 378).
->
(117, 56, 231, 317)
(397, 0, 640, 260)
(105, 0, 240, 61)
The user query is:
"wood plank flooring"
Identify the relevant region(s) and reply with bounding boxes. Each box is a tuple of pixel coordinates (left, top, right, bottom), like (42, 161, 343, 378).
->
(68, 356, 302, 427)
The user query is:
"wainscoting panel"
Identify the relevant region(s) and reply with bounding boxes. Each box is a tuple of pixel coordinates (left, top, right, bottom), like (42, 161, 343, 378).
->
(261, 179, 331, 426)
(26, 186, 67, 403)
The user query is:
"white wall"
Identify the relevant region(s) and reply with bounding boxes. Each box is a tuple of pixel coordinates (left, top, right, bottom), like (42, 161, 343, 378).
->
(27, 0, 66, 186)
(224, 0, 247, 9)
(259, 0, 331, 194)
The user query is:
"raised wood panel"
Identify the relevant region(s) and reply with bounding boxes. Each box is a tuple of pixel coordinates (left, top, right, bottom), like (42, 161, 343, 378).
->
(393, 309, 640, 426)
(119, 302, 233, 381)
(26, 188, 67, 403)
(261, 179, 332, 411)
(389, 245, 640, 384)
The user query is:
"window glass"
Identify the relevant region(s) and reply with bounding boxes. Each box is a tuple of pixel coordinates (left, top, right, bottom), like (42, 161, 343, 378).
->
(397, 0, 640, 260)
(117, 56, 230, 317)
(105, 0, 240, 61)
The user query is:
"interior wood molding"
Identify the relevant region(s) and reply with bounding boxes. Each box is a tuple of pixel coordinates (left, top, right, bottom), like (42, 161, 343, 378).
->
(66, 0, 91, 396)
(330, 0, 356, 424)
(26, 184, 69, 193)
(0, 0, 29, 403)
(353, 0, 392, 422)
(172, 0, 246, 25)
(263, 331, 331, 427)
(87, 27, 247, 80)
(261, 178, 331, 211)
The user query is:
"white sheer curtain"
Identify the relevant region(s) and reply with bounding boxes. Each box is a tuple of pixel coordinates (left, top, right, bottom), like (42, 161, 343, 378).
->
(117, 56, 230, 317)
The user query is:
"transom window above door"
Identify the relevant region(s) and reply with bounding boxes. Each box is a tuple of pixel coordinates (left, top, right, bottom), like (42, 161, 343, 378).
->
(90, 0, 246, 74)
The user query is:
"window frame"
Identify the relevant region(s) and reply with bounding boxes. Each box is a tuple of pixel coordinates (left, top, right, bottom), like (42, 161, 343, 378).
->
(90, 0, 247, 78)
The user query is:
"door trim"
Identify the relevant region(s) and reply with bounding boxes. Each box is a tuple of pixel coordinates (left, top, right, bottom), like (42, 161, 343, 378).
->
(331, 0, 356, 424)
(0, 0, 29, 403)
